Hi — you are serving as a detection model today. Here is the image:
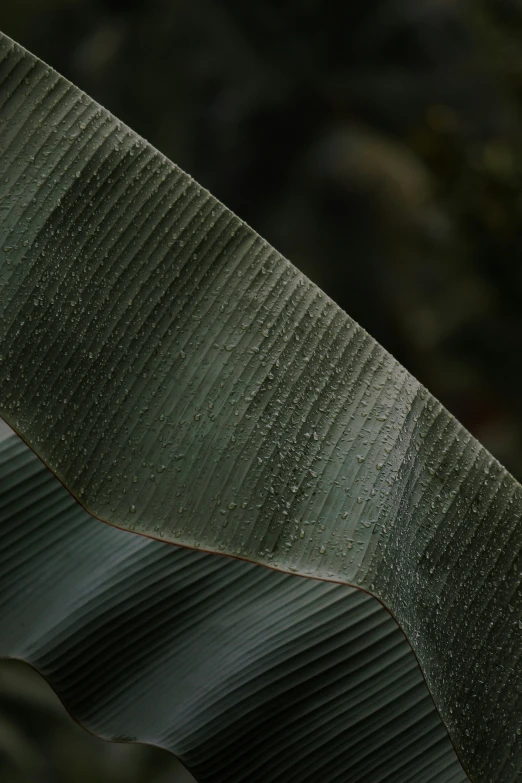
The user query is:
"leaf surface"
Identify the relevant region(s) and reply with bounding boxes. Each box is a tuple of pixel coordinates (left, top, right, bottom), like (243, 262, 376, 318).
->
(0, 431, 467, 783)
(0, 32, 521, 782)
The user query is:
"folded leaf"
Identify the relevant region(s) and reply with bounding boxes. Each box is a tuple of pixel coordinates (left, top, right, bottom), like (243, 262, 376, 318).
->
(0, 431, 466, 782)
(0, 31, 521, 782)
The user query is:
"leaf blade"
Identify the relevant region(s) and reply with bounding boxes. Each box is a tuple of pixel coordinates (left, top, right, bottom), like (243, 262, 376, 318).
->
(0, 430, 467, 783)
(0, 31, 521, 781)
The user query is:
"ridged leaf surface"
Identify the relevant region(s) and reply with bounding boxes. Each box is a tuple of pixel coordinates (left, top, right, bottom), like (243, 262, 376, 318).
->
(0, 31, 521, 782)
(0, 431, 466, 783)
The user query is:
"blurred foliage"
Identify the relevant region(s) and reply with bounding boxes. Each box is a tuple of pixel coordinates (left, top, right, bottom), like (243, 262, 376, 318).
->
(0, 660, 194, 782)
(2, 0, 521, 476)
(1, 0, 521, 472)
(0, 0, 522, 780)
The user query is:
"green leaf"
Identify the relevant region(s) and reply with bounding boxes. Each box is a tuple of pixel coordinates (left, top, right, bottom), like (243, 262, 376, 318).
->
(0, 429, 466, 782)
(0, 30, 521, 782)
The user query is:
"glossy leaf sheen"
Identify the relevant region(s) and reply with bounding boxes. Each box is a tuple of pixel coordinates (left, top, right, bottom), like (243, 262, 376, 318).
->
(0, 31, 521, 782)
(0, 433, 467, 783)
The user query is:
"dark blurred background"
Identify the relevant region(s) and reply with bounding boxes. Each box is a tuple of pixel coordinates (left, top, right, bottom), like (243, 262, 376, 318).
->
(2, 0, 522, 477)
(0, 658, 195, 782)
(0, 0, 522, 779)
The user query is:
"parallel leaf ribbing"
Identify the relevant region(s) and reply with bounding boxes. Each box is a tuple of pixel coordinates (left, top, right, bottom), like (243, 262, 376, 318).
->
(0, 433, 466, 783)
(0, 32, 521, 781)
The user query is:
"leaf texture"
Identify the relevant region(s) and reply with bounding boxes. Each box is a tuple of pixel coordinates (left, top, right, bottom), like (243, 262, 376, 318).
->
(0, 31, 521, 782)
(0, 431, 467, 783)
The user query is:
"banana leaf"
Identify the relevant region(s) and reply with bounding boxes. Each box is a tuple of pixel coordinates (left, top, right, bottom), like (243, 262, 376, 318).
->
(0, 30, 521, 783)
(0, 424, 465, 782)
